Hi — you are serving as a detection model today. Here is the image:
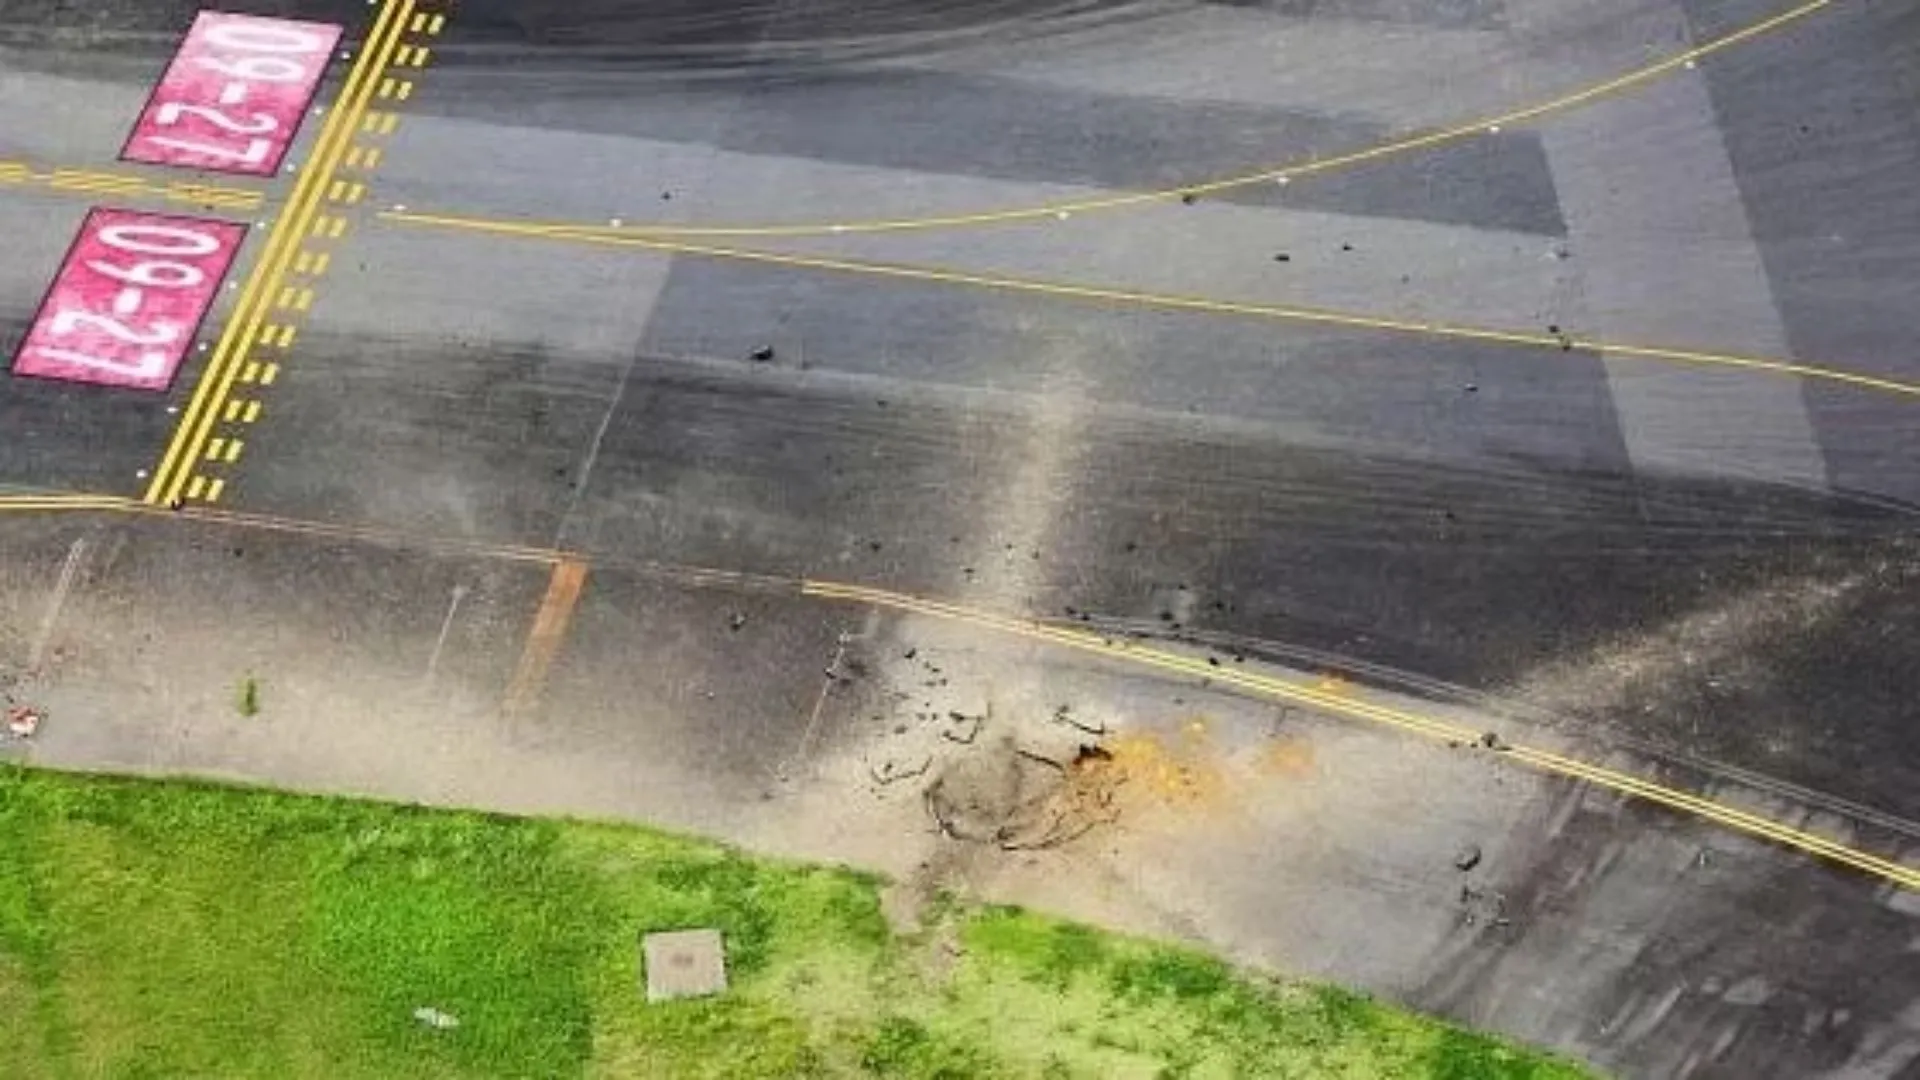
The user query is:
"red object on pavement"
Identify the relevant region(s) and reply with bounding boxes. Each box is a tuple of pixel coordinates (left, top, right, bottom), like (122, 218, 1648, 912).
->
(12, 208, 247, 390)
(122, 11, 343, 176)
(6, 707, 42, 738)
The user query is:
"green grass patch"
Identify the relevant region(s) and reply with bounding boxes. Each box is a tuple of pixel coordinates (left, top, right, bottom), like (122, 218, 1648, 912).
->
(0, 766, 1600, 1079)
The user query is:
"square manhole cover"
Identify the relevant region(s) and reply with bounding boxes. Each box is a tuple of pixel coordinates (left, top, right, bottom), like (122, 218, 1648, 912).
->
(641, 928, 728, 1002)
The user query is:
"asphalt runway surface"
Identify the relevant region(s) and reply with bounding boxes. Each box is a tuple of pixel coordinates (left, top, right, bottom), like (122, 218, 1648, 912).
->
(4, 0, 1920, 1075)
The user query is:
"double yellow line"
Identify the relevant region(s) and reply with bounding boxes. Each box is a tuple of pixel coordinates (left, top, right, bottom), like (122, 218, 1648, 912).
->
(804, 581, 1920, 891)
(143, 0, 417, 506)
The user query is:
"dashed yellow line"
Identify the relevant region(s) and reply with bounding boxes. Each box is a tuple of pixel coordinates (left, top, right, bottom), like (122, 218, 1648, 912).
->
(385, 210, 1920, 404)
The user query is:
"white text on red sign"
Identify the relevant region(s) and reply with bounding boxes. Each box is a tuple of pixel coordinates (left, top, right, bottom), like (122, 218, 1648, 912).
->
(13, 209, 247, 391)
(122, 11, 344, 176)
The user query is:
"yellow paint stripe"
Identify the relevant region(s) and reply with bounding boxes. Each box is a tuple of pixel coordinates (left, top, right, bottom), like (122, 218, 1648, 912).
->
(243, 401, 262, 423)
(185, 475, 207, 501)
(224, 400, 244, 422)
(145, 0, 414, 506)
(259, 362, 280, 386)
(205, 477, 226, 503)
(206, 437, 226, 461)
(500, 560, 589, 718)
(386, 210, 1920, 404)
(311, 251, 332, 275)
(426, 13, 445, 34)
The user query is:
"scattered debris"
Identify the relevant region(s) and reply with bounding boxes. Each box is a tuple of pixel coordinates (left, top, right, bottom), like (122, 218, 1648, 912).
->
(871, 755, 932, 785)
(1180, 192, 1198, 205)
(1273, 252, 1291, 262)
(748, 344, 776, 362)
(942, 713, 983, 745)
(1463, 383, 1479, 394)
(412, 1006, 460, 1030)
(727, 612, 747, 632)
(1051, 704, 1106, 736)
(1454, 843, 1483, 872)
(1479, 731, 1506, 751)
(6, 706, 43, 739)
(237, 677, 261, 718)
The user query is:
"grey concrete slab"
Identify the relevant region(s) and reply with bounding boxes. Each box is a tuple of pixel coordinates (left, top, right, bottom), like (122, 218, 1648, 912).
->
(1673, 0, 1920, 506)
(1534, 9, 1826, 489)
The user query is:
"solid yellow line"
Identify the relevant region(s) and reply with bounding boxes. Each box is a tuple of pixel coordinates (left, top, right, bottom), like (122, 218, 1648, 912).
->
(385, 211, 1920, 402)
(799, 580, 1920, 891)
(150, 0, 415, 506)
(459, 0, 1836, 240)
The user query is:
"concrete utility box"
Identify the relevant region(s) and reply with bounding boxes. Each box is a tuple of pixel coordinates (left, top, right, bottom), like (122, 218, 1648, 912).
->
(641, 928, 728, 1002)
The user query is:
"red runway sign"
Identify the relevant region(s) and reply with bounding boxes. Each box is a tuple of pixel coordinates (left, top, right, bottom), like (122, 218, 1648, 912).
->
(122, 11, 343, 176)
(13, 209, 247, 391)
